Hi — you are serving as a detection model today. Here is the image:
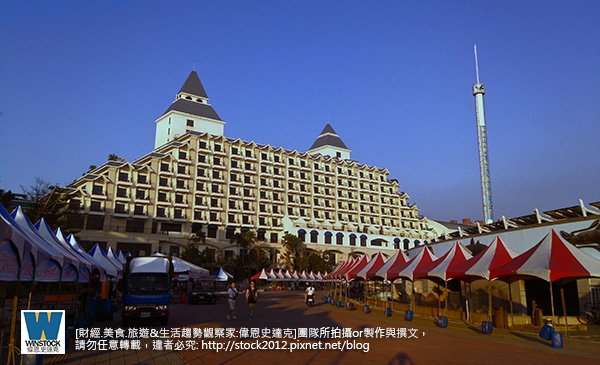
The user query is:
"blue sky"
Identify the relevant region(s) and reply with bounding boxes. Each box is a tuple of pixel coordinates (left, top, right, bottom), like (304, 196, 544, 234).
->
(1, 1, 599, 221)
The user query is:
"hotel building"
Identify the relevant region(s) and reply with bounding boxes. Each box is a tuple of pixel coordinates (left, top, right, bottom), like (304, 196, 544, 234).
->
(65, 71, 433, 263)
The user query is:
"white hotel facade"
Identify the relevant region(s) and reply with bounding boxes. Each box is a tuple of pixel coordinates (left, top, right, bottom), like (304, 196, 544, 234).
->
(66, 71, 433, 264)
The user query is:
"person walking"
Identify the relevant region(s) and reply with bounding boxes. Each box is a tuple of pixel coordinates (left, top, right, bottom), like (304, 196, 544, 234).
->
(226, 282, 239, 320)
(246, 281, 259, 319)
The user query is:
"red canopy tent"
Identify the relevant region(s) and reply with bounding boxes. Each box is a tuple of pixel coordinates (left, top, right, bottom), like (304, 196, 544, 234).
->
(344, 255, 369, 280)
(395, 247, 438, 310)
(448, 236, 515, 281)
(447, 236, 516, 323)
(413, 242, 472, 316)
(374, 250, 409, 280)
(494, 230, 600, 328)
(357, 252, 388, 280)
(250, 269, 270, 281)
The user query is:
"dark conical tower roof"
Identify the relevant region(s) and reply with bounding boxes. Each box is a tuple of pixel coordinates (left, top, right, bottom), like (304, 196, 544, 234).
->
(179, 70, 208, 98)
(309, 123, 348, 150)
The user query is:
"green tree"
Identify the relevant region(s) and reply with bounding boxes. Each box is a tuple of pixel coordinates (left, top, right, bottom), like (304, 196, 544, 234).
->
(107, 154, 126, 162)
(0, 189, 16, 210)
(230, 230, 269, 280)
(304, 249, 334, 273)
(281, 233, 305, 270)
(180, 227, 207, 266)
(21, 178, 71, 230)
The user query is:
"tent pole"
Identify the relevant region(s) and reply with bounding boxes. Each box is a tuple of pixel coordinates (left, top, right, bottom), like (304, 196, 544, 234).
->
(437, 282, 441, 317)
(561, 286, 568, 337)
(508, 281, 514, 328)
(487, 280, 492, 321)
(549, 281, 556, 328)
(7, 279, 21, 365)
(411, 280, 415, 311)
(445, 280, 448, 317)
(465, 281, 470, 324)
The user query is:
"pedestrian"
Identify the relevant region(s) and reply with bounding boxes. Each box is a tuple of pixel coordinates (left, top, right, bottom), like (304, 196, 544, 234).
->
(226, 282, 238, 320)
(246, 281, 259, 319)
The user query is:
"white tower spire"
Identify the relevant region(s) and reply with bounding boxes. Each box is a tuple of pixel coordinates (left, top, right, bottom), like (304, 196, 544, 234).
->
(472, 45, 494, 224)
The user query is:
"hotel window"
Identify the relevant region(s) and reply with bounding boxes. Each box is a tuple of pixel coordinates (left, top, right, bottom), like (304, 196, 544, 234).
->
(260, 178, 267, 186)
(211, 185, 219, 193)
(274, 155, 280, 163)
(244, 189, 251, 197)
(187, 119, 194, 127)
(115, 203, 126, 214)
(245, 150, 252, 158)
(195, 196, 203, 205)
(242, 215, 250, 224)
(178, 165, 186, 174)
(197, 168, 205, 177)
(336, 152, 341, 158)
(273, 205, 279, 213)
(117, 187, 127, 198)
(179, 151, 187, 159)
(230, 173, 237, 181)
(261, 153, 268, 160)
(92, 184, 103, 195)
(272, 218, 278, 226)
(288, 158, 294, 165)
(209, 212, 218, 221)
(175, 194, 184, 203)
(228, 214, 235, 223)
(300, 172, 306, 179)
(229, 187, 237, 195)
(161, 163, 170, 172)
(156, 207, 166, 217)
(211, 198, 219, 207)
(243, 202, 250, 210)
(260, 204, 266, 212)
(214, 157, 221, 165)
(245, 162, 252, 170)
(198, 155, 206, 163)
(270, 233, 278, 243)
(261, 166, 267, 173)
(231, 160, 238, 168)
(69, 199, 81, 210)
(274, 167, 280, 174)
(174, 209, 183, 219)
(196, 182, 204, 190)
(288, 208, 294, 215)
(273, 180, 280, 188)
(199, 141, 207, 149)
(300, 160, 306, 167)
(232, 147, 239, 155)
(138, 174, 147, 184)
(273, 193, 279, 200)
(176, 180, 185, 189)
(158, 192, 167, 202)
(118, 172, 129, 181)
(259, 217, 266, 225)
(213, 170, 220, 179)
(229, 200, 236, 209)
(134, 205, 145, 216)
(214, 144, 222, 152)
(300, 209, 305, 216)
(135, 190, 146, 200)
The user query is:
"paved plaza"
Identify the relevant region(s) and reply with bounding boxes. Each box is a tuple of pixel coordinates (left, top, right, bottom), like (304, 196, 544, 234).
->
(42, 291, 600, 365)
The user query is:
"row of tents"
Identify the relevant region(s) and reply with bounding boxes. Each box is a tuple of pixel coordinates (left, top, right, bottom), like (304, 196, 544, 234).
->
(251, 229, 600, 325)
(250, 268, 329, 282)
(0, 204, 211, 283)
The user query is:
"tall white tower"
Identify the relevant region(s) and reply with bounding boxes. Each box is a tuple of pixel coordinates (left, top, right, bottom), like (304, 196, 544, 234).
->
(472, 45, 494, 224)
